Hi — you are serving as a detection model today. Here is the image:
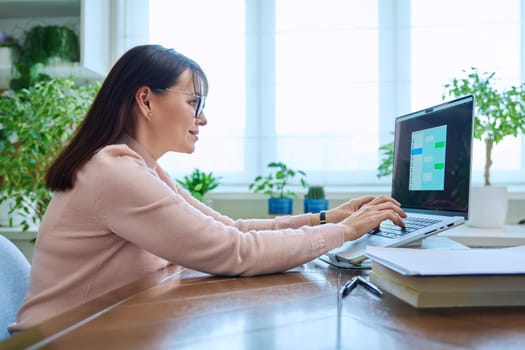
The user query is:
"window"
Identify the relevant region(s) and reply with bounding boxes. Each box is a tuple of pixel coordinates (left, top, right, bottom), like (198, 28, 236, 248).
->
(274, 0, 379, 185)
(410, 0, 523, 184)
(149, 0, 525, 188)
(149, 0, 247, 183)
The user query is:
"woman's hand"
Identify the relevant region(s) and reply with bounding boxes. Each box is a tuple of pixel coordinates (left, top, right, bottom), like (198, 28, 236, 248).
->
(325, 195, 388, 223)
(338, 196, 407, 241)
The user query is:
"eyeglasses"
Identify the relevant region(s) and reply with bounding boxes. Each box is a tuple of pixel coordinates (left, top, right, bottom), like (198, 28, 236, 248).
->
(339, 275, 383, 299)
(161, 88, 206, 118)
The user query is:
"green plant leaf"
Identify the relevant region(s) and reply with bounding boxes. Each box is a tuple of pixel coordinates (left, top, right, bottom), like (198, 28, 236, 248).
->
(176, 168, 221, 201)
(0, 78, 100, 230)
(248, 161, 308, 198)
(377, 132, 394, 178)
(442, 67, 525, 185)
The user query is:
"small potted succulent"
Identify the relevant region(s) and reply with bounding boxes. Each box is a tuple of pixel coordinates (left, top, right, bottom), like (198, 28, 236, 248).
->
(249, 161, 308, 215)
(303, 185, 328, 213)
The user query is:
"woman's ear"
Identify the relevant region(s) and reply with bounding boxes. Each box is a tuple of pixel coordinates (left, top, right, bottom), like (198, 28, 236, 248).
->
(135, 86, 153, 119)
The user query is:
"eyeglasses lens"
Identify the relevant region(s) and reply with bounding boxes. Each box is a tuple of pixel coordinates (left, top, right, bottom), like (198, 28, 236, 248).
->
(195, 96, 206, 118)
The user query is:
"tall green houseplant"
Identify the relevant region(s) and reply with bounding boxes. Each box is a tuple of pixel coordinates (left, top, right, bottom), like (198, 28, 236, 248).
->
(0, 78, 99, 230)
(443, 67, 525, 186)
(377, 68, 525, 185)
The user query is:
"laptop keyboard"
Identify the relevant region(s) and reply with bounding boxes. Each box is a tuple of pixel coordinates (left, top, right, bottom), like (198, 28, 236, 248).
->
(368, 217, 440, 239)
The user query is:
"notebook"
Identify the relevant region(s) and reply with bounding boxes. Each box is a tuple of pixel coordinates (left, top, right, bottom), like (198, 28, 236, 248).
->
(323, 95, 475, 266)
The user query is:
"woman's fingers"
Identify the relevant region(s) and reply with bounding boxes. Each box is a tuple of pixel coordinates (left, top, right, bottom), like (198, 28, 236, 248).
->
(352, 195, 401, 212)
(380, 208, 406, 228)
(364, 201, 406, 220)
(341, 201, 406, 241)
(329, 195, 403, 227)
(367, 195, 401, 207)
(351, 195, 375, 207)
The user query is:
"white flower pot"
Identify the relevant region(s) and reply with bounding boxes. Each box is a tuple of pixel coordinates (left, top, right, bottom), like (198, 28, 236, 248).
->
(0, 47, 12, 68)
(468, 185, 508, 228)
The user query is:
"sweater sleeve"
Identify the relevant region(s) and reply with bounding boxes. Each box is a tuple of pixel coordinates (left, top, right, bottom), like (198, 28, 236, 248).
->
(156, 166, 316, 232)
(89, 146, 344, 276)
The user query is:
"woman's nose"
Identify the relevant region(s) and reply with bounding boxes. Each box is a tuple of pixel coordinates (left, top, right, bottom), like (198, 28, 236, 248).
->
(197, 112, 207, 125)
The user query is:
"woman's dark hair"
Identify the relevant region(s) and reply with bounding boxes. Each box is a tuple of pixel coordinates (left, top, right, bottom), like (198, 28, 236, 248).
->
(46, 44, 208, 191)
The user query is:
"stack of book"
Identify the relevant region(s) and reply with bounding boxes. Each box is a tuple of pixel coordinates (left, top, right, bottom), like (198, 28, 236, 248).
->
(366, 245, 525, 308)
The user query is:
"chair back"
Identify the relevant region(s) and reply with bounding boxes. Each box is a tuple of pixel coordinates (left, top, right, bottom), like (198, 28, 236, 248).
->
(0, 235, 31, 340)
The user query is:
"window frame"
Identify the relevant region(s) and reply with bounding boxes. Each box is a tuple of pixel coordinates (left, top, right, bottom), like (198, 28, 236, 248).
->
(145, 0, 525, 190)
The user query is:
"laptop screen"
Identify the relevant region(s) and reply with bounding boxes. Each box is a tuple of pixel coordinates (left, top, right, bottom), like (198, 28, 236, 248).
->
(391, 95, 474, 218)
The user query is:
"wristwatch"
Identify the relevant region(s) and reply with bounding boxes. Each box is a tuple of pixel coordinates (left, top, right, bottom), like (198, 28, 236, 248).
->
(319, 210, 327, 225)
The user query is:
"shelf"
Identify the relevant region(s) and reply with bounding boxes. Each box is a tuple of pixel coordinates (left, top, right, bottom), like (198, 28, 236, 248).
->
(0, 62, 103, 89)
(0, 0, 80, 19)
(0, 0, 110, 88)
(42, 61, 102, 80)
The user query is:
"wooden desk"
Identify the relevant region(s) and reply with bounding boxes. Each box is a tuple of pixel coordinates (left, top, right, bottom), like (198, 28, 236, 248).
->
(2, 261, 525, 350)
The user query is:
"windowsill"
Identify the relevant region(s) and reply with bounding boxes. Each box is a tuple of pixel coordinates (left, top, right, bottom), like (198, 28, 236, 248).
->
(0, 227, 39, 235)
(207, 184, 525, 201)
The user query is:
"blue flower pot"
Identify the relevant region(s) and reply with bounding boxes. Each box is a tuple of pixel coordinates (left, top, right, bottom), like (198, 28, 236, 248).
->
(303, 199, 329, 213)
(268, 198, 293, 215)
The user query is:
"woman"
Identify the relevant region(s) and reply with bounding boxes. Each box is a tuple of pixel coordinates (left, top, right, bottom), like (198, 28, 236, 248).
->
(10, 45, 406, 332)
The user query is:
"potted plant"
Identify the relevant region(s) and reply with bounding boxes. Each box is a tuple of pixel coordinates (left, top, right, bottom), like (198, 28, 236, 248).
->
(9, 25, 80, 91)
(303, 185, 329, 213)
(378, 68, 525, 183)
(443, 68, 525, 227)
(0, 33, 19, 67)
(249, 161, 308, 215)
(443, 68, 525, 186)
(377, 132, 395, 179)
(0, 78, 100, 231)
(176, 168, 221, 202)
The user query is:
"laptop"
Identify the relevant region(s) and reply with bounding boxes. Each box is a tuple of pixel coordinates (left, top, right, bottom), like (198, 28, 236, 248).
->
(323, 95, 475, 267)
